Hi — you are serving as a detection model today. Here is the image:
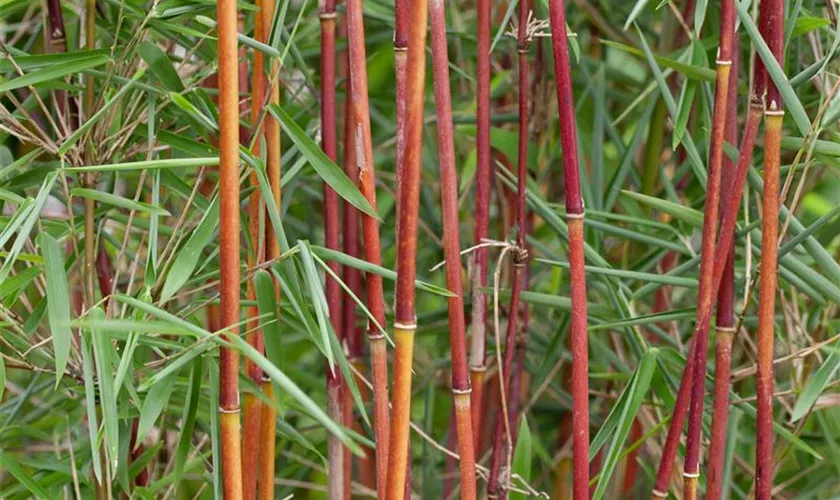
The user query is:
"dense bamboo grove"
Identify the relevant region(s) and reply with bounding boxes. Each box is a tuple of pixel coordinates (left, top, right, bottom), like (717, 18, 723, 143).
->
(2, 0, 840, 498)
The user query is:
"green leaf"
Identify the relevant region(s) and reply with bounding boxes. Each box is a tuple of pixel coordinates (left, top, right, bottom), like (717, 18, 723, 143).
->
(0, 452, 50, 499)
(65, 157, 218, 172)
(71, 188, 170, 216)
(137, 371, 178, 448)
(509, 418, 533, 500)
(620, 190, 703, 227)
(0, 54, 109, 92)
(170, 91, 218, 131)
(137, 42, 185, 91)
(600, 40, 716, 82)
(160, 196, 220, 302)
(790, 347, 840, 422)
(113, 294, 363, 455)
(0, 172, 57, 283)
(80, 331, 103, 481)
(0, 355, 4, 401)
(592, 349, 657, 500)
(39, 232, 72, 386)
(174, 357, 203, 486)
(268, 104, 379, 220)
(89, 308, 118, 473)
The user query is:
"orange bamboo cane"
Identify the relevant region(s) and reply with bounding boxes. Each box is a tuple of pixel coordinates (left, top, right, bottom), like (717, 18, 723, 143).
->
(756, 2, 784, 497)
(217, 0, 243, 495)
(386, 0, 429, 497)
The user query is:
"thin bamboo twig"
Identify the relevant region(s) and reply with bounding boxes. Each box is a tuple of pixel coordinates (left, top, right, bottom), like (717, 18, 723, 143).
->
(386, 0, 429, 497)
(548, 1, 590, 497)
(217, 0, 244, 494)
(756, 1, 784, 496)
(428, 0, 478, 496)
(682, 1, 735, 498)
(487, 1, 531, 496)
(346, 0, 391, 496)
(469, 0, 492, 453)
(706, 40, 740, 500)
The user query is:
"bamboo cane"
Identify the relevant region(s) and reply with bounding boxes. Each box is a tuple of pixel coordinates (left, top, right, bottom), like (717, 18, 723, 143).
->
(548, 1, 590, 497)
(386, 0, 429, 497)
(428, 0, 478, 496)
(756, 2, 784, 497)
(345, 0, 391, 495)
(217, 0, 243, 494)
(469, 0, 492, 452)
(681, 2, 735, 498)
(706, 40, 740, 500)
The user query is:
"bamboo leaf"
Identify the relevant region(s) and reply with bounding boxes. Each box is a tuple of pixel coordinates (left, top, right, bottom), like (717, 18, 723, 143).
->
(620, 190, 703, 227)
(790, 347, 840, 422)
(137, 42, 185, 91)
(65, 157, 218, 172)
(0, 54, 109, 92)
(0, 452, 50, 499)
(160, 196, 220, 302)
(89, 307, 118, 473)
(592, 349, 657, 500)
(268, 104, 379, 220)
(71, 188, 171, 216)
(39, 232, 71, 386)
(510, 418, 533, 500)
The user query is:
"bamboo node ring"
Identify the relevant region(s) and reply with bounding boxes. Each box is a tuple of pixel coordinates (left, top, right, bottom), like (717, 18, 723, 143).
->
(566, 211, 585, 220)
(369, 332, 387, 341)
(452, 387, 472, 395)
(319, 12, 338, 20)
(394, 321, 417, 331)
(218, 407, 240, 414)
(651, 489, 668, 498)
(683, 471, 700, 478)
(715, 59, 733, 66)
(716, 325, 737, 333)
